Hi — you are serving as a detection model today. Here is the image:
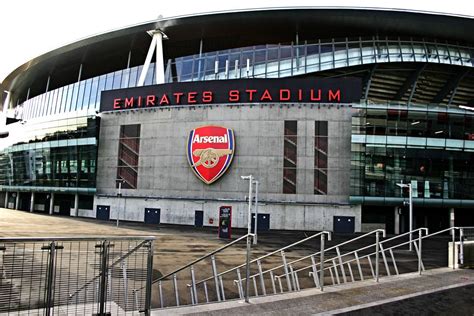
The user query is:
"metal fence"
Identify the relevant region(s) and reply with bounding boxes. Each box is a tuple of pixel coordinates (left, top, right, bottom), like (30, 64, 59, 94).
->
(0, 236, 154, 315)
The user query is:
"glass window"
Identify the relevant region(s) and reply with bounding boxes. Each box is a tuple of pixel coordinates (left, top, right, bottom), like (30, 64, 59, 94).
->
(82, 78, 92, 110)
(69, 83, 80, 112)
(75, 82, 86, 111)
(144, 63, 155, 86)
(128, 66, 138, 88)
(112, 70, 123, 90)
(54, 87, 63, 115)
(105, 73, 114, 91)
(65, 84, 74, 113)
(60, 84, 70, 114)
(88, 77, 99, 110)
(121, 68, 130, 88)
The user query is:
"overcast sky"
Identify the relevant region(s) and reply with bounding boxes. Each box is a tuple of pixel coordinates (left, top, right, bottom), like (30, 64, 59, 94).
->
(1, 0, 473, 83)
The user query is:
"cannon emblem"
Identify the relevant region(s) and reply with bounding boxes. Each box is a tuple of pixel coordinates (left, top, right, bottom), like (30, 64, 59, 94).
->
(192, 148, 233, 168)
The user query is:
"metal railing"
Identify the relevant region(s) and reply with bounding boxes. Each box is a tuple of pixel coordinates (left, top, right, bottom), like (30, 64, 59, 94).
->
(0, 236, 155, 315)
(135, 233, 254, 309)
(195, 231, 332, 297)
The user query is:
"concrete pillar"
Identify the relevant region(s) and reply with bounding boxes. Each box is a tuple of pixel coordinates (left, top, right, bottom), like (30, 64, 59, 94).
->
(49, 193, 54, 215)
(74, 194, 79, 217)
(15, 192, 20, 210)
(4, 192, 8, 208)
(394, 207, 400, 234)
(30, 192, 35, 213)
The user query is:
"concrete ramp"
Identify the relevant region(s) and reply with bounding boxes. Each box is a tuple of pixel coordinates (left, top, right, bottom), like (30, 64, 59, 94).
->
(151, 268, 474, 315)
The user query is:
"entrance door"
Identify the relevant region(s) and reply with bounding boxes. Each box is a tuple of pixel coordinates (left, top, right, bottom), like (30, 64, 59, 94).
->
(195, 210, 204, 227)
(144, 208, 160, 224)
(59, 200, 70, 216)
(251, 213, 270, 232)
(333, 216, 355, 234)
(96, 205, 110, 221)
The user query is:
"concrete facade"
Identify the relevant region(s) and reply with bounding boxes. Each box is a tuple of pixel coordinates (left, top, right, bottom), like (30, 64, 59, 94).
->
(93, 103, 361, 231)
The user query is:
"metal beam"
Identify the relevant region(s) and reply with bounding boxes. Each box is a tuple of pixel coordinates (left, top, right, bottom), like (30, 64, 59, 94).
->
(363, 64, 377, 100)
(394, 63, 427, 101)
(432, 69, 470, 104)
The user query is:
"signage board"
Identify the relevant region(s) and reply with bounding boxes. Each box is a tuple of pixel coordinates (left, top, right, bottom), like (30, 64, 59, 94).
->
(100, 78, 362, 112)
(218, 206, 232, 239)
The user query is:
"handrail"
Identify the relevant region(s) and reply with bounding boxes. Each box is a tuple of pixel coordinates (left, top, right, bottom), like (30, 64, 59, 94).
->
(422, 226, 474, 240)
(289, 228, 433, 276)
(153, 233, 253, 284)
(306, 228, 431, 277)
(241, 229, 385, 281)
(305, 226, 472, 282)
(194, 231, 331, 286)
(0, 236, 155, 243)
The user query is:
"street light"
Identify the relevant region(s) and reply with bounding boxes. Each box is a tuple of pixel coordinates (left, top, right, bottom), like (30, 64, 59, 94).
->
(116, 180, 124, 227)
(252, 180, 259, 245)
(396, 182, 413, 251)
(240, 175, 253, 303)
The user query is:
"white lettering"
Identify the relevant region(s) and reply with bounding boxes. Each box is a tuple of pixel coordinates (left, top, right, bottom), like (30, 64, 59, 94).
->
(192, 134, 228, 144)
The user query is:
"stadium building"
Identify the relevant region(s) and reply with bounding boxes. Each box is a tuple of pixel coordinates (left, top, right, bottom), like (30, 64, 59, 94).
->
(1, 7, 474, 234)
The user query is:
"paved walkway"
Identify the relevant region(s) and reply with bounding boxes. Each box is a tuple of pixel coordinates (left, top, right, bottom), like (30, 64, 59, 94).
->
(151, 268, 474, 315)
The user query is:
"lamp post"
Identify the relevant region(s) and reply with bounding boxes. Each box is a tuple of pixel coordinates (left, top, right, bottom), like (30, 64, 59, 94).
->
(397, 182, 413, 251)
(240, 175, 253, 303)
(252, 180, 259, 245)
(116, 180, 123, 228)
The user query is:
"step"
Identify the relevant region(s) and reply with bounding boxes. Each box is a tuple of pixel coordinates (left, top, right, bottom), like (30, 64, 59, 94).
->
(150, 268, 474, 315)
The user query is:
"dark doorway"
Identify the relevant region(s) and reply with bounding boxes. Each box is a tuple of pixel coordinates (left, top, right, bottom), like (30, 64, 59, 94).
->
(251, 213, 271, 232)
(195, 210, 204, 227)
(96, 205, 110, 221)
(334, 216, 355, 234)
(58, 200, 70, 216)
(144, 208, 160, 224)
(19, 192, 31, 212)
(455, 208, 474, 227)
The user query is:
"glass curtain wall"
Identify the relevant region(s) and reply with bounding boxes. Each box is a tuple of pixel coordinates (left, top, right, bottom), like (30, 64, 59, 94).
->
(351, 106, 474, 201)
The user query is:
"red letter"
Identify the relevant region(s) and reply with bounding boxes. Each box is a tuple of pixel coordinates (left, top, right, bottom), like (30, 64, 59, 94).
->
(202, 91, 213, 103)
(159, 94, 170, 105)
(310, 89, 321, 101)
(113, 98, 121, 109)
(146, 95, 156, 106)
(188, 92, 197, 104)
(174, 92, 183, 104)
(138, 96, 142, 107)
(328, 89, 341, 102)
(246, 89, 257, 101)
(280, 89, 291, 101)
(260, 89, 273, 101)
(124, 97, 134, 108)
(298, 89, 303, 101)
(229, 90, 240, 102)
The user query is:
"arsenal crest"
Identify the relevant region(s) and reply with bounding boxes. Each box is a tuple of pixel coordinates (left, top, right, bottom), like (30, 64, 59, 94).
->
(187, 125, 235, 184)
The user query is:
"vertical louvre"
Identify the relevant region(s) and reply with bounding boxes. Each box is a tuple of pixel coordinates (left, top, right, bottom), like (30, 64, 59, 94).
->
(283, 121, 297, 194)
(117, 124, 140, 189)
(315, 121, 328, 194)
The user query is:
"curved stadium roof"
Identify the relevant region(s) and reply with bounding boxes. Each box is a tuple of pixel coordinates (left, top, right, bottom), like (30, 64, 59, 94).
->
(2, 7, 474, 105)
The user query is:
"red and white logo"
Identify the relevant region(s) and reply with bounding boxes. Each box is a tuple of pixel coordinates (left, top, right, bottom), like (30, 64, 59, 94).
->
(187, 125, 235, 184)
